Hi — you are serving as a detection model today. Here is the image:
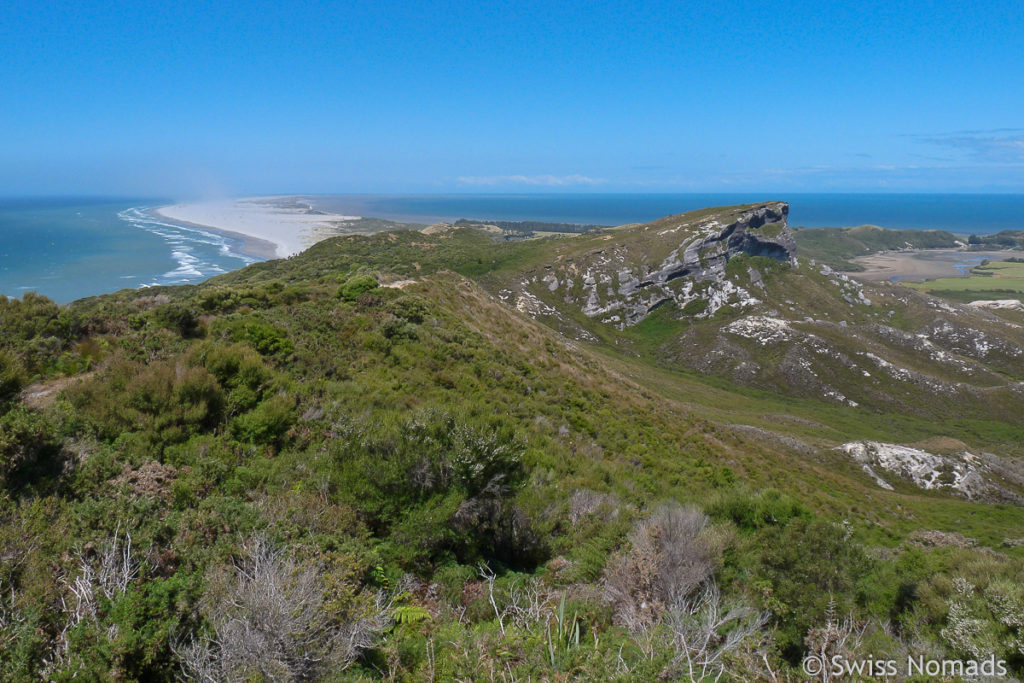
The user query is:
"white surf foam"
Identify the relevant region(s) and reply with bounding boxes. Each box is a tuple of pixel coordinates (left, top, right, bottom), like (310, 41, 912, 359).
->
(118, 207, 257, 286)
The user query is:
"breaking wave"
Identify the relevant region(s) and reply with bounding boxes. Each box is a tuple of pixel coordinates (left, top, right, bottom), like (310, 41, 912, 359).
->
(117, 207, 257, 286)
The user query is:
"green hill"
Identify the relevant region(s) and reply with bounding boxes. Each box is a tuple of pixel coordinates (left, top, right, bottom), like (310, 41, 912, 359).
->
(970, 230, 1024, 249)
(794, 224, 960, 270)
(2, 203, 1024, 679)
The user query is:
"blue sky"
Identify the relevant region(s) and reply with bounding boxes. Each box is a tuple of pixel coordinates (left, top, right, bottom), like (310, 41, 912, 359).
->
(2, 0, 1022, 196)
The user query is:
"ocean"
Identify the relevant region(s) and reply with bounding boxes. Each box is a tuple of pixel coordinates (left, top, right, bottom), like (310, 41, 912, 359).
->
(2, 194, 1024, 304)
(311, 193, 1024, 233)
(0, 198, 255, 304)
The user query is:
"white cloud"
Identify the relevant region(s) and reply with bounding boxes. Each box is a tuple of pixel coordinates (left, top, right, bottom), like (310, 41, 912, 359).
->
(455, 174, 607, 187)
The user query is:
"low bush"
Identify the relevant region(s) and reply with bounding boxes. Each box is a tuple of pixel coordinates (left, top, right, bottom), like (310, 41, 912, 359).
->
(0, 350, 23, 407)
(709, 487, 812, 530)
(0, 407, 63, 492)
(231, 393, 296, 445)
(338, 274, 379, 301)
(68, 359, 225, 448)
(605, 502, 722, 629)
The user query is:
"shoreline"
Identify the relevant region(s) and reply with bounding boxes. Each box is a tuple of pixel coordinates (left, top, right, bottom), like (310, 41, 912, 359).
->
(152, 211, 280, 260)
(156, 197, 361, 259)
(850, 248, 1024, 282)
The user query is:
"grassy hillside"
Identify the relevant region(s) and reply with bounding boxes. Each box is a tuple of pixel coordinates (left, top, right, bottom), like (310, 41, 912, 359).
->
(2, 210, 1024, 680)
(794, 225, 960, 270)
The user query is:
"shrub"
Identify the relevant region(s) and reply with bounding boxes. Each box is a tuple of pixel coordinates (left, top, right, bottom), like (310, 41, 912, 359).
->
(152, 304, 200, 337)
(568, 489, 620, 526)
(0, 408, 63, 491)
(103, 574, 196, 678)
(69, 359, 225, 447)
(605, 502, 721, 629)
(235, 322, 294, 358)
(388, 295, 429, 324)
(709, 488, 812, 530)
(0, 350, 23, 407)
(381, 315, 418, 341)
(338, 274, 379, 301)
(603, 503, 770, 679)
(174, 537, 391, 680)
(752, 518, 874, 660)
(328, 412, 539, 566)
(231, 393, 295, 445)
(0, 292, 72, 347)
(188, 343, 272, 414)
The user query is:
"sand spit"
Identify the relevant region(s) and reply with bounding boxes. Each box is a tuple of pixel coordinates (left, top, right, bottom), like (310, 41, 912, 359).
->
(157, 197, 361, 258)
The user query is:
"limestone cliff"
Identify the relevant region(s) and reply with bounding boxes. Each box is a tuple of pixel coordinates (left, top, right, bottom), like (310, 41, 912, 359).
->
(508, 202, 795, 329)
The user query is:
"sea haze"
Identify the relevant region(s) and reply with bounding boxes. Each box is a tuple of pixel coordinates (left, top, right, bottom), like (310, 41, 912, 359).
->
(0, 198, 254, 304)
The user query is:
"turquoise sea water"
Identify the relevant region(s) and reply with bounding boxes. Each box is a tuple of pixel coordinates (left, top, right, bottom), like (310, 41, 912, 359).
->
(0, 199, 255, 304)
(2, 194, 1024, 304)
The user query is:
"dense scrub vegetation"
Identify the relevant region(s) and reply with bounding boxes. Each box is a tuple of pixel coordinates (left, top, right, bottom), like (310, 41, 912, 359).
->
(968, 230, 1024, 249)
(2, 228, 1024, 680)
(793, 225, 959, 270)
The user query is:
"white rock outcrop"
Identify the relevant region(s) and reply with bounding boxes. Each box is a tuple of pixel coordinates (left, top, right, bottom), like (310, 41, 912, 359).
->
(835, 441, 988, 499)
(967, 299, 1024, 311)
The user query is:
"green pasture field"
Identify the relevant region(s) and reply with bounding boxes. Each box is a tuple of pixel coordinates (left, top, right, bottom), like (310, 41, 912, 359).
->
(908, 260, 1024, 302)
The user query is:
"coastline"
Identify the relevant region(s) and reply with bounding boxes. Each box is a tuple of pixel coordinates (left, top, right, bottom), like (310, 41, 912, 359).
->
(156, 197, 360, 259)
(152, 211, 280, 260)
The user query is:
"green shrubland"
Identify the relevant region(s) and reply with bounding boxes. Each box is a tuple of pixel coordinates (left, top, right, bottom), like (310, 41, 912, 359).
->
(0, 225, 1022, 679)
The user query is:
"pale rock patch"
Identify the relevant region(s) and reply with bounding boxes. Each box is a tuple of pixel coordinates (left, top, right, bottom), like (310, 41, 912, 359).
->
(835, 441, 988, 499)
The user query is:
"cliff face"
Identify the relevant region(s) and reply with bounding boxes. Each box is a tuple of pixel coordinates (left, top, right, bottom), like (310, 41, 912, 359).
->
(510, 202, 795, 329)
(626, 201, 794, 290)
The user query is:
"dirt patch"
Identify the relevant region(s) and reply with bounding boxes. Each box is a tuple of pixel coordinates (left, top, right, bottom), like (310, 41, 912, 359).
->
(728, 425, 816, 455)
(21, 373, 95, 411)
(907, 530, 977, 549)
(109, 461, 184, 500)
(381, 279, 418, 289)
(910, 436, 970, 454)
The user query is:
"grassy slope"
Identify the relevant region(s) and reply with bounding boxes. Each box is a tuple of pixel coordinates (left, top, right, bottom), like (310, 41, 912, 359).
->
(63, 231, 1024, 544)
(461, 211, 1024, 451)
(103, 219, 1024, 523)
(283, 225, 1024, 536)
(3, 213, 1024, 678)
(175, 224, 1024, 541)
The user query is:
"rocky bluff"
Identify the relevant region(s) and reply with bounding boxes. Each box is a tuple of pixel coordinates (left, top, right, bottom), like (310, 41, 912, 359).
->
(631, 201, 795, 289)
(515, 202, 796, 329)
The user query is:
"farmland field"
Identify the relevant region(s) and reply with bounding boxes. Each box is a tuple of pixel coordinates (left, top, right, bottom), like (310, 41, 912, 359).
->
(907, 260, 1024, 302)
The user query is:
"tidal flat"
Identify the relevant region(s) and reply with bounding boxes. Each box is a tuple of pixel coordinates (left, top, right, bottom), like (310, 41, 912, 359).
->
(850, 248, 1024, 282)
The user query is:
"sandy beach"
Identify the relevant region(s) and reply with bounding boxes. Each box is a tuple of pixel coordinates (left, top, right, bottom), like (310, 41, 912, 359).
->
(850, 249, 1024, 282)
(157, 197, 360, 259)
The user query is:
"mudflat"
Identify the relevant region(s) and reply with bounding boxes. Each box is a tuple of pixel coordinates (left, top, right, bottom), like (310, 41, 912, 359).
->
(850, 249, 1024, 282)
